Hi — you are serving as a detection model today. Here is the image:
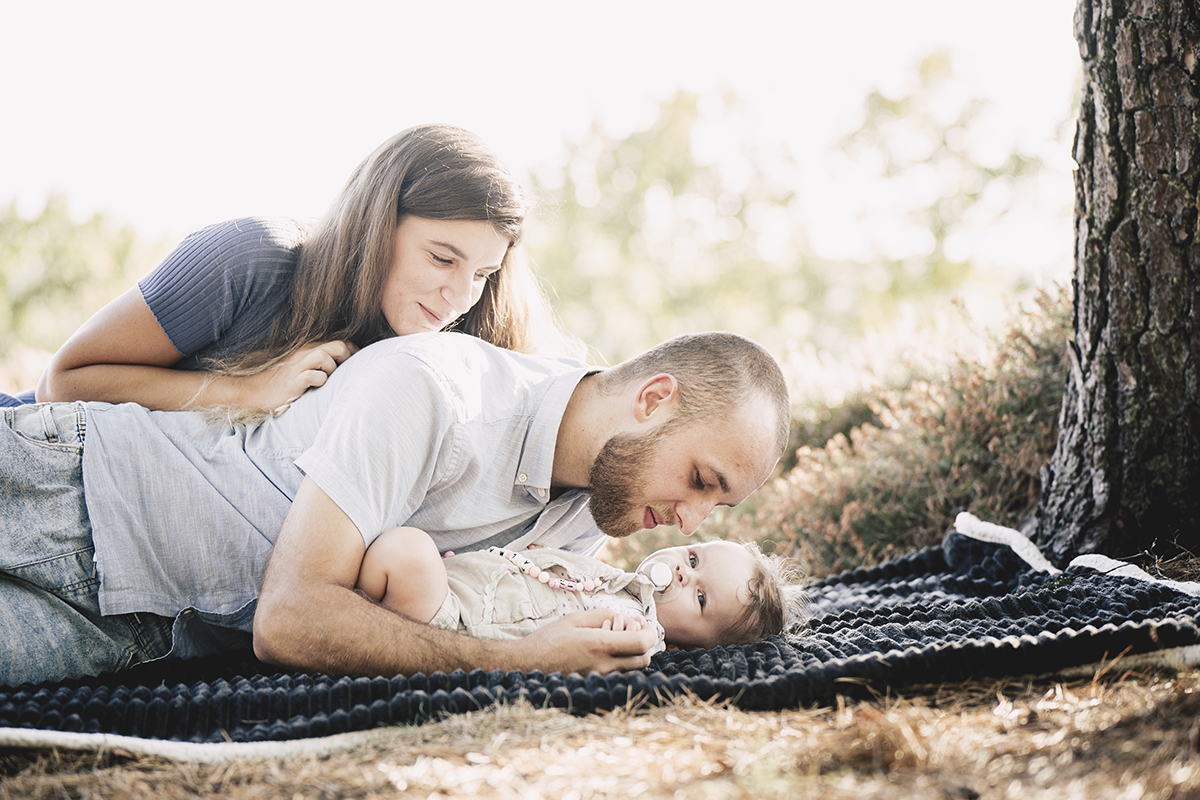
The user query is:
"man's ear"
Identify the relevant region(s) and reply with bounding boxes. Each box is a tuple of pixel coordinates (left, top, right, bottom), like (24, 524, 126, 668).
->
(633, 373, 679, 423)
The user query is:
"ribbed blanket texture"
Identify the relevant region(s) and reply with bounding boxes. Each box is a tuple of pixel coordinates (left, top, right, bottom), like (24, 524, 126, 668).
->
(3, 516, 1198, 748)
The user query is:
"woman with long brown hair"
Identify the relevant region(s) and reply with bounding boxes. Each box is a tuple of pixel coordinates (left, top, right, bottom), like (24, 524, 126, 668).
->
(15, 124, 571, 413)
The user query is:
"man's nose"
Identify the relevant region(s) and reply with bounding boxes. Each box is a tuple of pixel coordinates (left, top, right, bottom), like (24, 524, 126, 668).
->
(676, 499, 717, 536)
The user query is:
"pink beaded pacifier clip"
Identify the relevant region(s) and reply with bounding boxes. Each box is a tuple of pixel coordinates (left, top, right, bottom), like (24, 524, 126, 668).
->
(487, 547, 600, 592)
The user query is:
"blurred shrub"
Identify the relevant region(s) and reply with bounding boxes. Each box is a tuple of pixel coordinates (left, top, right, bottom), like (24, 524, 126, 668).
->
(601, 285, 1070, 578)
(0, 197, 168, 391)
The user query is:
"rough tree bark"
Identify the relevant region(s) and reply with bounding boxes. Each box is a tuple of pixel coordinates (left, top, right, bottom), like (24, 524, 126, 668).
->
(1034, 0, 1200, 564)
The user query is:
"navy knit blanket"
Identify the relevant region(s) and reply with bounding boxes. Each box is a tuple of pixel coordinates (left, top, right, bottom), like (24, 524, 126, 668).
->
(3, 514, 1199, 757)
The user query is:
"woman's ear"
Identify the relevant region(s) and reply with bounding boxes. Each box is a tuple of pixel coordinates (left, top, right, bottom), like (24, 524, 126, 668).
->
(633, 373, 679, 423)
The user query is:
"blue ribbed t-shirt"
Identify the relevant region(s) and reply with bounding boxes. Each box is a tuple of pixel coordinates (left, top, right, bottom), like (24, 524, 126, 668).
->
(138, 217, 303, 368)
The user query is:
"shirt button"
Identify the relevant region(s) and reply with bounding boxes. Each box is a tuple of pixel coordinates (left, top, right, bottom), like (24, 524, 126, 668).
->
(538, 488, 547, 497)
(518, 473, 528, 483)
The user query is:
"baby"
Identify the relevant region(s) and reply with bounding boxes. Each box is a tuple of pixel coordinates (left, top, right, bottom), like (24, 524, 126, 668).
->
(356, 527, 797, 654)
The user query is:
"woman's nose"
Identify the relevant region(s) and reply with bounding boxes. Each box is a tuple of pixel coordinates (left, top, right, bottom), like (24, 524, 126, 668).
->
(442, 269, 475, 313)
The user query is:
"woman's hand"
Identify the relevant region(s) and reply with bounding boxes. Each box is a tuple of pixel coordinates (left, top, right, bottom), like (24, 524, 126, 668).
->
(234, 340, 358, 412)
(38, 289, 360, 412)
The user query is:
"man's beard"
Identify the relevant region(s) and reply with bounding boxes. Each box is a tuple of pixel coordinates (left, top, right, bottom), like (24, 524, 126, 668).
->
(587, 424, 671, 538)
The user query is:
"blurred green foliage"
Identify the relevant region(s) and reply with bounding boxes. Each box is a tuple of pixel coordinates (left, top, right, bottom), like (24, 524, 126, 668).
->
(0, 197, 166, 364)
(525, 90, 814, 364)
(525, 52, 1052, 366)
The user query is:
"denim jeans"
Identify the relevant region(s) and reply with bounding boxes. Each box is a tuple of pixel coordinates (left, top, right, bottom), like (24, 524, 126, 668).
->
(0, 403, 175, 687)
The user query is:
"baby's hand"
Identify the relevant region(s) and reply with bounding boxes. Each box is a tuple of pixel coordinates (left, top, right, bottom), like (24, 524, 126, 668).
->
(600, 613, 646, 632)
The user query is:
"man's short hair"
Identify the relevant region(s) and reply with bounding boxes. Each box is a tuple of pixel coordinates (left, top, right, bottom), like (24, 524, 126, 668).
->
(597, 332, 791, 458)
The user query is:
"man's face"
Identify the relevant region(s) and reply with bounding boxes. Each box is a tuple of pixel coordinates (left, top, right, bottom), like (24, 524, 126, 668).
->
(587, 395, 779, 538)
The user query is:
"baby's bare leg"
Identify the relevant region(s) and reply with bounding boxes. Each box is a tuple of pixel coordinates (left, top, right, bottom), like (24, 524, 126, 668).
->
(356, 527, 448, 623)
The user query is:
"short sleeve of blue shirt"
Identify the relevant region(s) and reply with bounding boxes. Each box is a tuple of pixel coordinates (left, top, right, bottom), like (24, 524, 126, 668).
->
(139, 217, 304, 368)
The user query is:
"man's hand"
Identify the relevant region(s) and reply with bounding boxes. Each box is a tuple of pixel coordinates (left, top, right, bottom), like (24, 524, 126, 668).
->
(513, 609, 657, 675)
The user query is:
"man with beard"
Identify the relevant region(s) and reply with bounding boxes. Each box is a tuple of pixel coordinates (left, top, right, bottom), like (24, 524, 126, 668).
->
(1, 331, 789, 687)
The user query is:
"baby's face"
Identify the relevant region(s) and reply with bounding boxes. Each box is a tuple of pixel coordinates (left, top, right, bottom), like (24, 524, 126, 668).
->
(637, 541, 755, 649)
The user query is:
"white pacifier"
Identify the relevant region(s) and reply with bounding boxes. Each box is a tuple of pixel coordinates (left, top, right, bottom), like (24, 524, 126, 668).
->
(637, 558, 681, 603)
(643, 561, 672, 590)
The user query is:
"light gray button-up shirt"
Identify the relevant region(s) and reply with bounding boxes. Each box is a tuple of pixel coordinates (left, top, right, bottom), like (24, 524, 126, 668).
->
(82, 332, 604, 624)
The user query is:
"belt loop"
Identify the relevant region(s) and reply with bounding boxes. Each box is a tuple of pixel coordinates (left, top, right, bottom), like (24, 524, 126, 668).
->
(75, 401, 87, 444)
(38, 403, 58, 443)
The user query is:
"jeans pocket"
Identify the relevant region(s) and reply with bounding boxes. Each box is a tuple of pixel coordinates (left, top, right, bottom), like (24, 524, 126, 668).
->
(4, 403, 85, 452)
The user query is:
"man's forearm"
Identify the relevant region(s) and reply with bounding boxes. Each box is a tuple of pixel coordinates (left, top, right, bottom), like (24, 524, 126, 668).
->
(253, 581, 517, 676)
(255, 477, 656, 677)
(254, 585, 656, 677)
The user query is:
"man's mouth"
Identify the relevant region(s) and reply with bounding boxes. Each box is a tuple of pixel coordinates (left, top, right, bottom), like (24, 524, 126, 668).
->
(643, 507, 660, 530)
(643, 506, 670, 530)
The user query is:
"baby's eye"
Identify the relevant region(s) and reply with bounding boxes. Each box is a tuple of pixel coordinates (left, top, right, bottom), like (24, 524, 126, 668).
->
(698, 591, 707, 610)
(688, 552, 698, 568)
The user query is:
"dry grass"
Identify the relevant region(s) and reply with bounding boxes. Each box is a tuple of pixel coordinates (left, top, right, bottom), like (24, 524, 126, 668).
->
(4, 666, 1200, 799)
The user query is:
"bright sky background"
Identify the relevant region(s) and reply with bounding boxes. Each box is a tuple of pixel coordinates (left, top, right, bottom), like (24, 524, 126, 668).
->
(1, 0, 1080, 279)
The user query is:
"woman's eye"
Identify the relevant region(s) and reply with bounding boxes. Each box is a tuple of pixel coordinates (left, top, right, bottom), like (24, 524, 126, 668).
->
(693, 471, 705, 490)
(475, 269, 496, 281)
(431, 253, 453, 266)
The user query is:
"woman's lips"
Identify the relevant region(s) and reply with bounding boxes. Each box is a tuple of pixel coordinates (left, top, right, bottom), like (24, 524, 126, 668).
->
(419, 303, 447, 327)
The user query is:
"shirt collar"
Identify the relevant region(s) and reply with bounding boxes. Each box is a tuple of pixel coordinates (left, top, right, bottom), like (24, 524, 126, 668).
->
(514, 366, 592, 503)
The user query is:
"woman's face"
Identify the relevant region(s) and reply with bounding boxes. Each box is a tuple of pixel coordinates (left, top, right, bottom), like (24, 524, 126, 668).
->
(381, 216, 510, 336)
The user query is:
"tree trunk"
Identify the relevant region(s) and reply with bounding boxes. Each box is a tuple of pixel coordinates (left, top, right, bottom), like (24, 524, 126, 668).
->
(1034, 0, 1200, 565)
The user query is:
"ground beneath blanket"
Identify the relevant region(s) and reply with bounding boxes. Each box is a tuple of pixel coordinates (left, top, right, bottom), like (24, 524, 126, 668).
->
(4, 668, 1199, 799)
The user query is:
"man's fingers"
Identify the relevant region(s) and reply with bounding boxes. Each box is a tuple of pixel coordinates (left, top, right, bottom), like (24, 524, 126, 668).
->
(524, 610, 659, 674)
(608, 653, 653, 672)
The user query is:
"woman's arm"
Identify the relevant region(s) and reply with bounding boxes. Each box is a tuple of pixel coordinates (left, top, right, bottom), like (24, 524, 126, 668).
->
(36, 286, 354, 411)
(37, 286, 206, 409)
